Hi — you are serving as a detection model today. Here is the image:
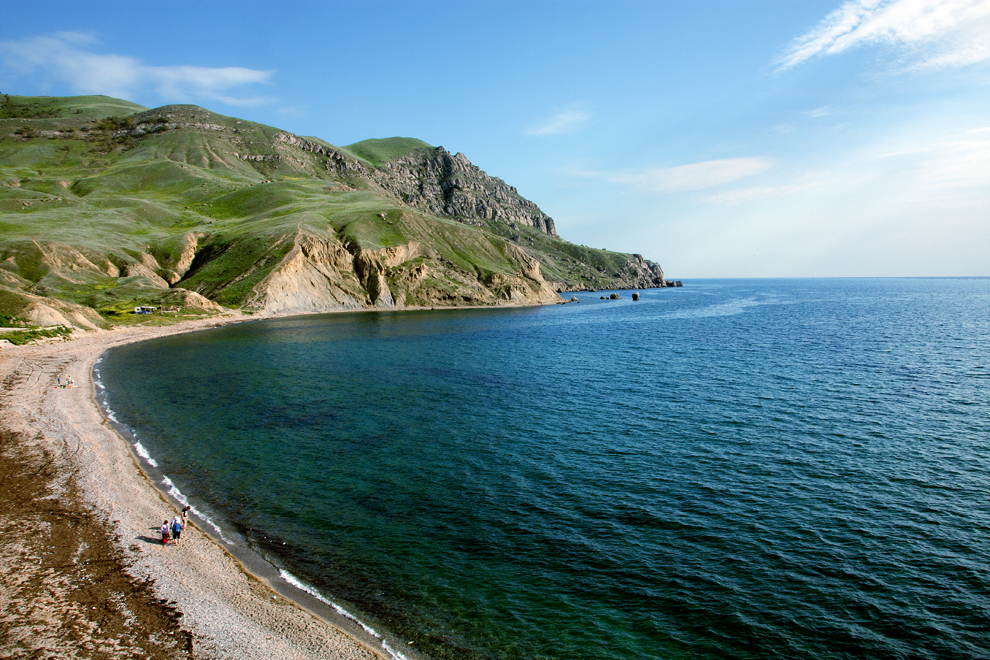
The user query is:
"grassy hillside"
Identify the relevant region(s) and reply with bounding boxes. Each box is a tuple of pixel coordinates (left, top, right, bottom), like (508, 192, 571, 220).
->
(0, 95, 668, 331)
(341, 137, 433, 167)
(1, 94, 147, 120)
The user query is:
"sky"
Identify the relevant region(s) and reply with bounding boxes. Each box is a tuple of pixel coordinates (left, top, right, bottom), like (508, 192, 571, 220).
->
(1, 0, 988, 277)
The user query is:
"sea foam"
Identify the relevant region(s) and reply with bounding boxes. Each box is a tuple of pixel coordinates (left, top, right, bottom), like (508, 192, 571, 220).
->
(160, 475, 232, 545)
(133, 439, 158, 468)
(278, 569, 409, 660)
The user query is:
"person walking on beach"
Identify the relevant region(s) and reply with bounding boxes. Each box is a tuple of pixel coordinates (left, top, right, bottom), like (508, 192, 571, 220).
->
(160, 520, 171, 545)
(181, 505, 191, 527)
(171, 516, 183, 545)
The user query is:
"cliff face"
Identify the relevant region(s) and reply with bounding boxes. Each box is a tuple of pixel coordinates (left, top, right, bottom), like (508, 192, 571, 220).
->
(369, 148, 556, 236)
(242, 230, 561, 314)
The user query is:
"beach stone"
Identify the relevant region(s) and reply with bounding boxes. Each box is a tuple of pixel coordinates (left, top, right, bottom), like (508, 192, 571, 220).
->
(610, 293, 620, 299)
(632, 292, 639, 301)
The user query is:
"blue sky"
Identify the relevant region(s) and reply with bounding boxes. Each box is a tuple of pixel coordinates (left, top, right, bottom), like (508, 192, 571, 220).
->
(2, 1, 988, 277)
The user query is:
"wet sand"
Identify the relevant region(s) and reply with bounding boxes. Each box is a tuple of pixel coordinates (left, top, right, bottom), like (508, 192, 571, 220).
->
(0, 314, 387, 659)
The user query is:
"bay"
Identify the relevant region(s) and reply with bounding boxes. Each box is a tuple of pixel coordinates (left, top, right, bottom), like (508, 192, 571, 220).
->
(98, 278, 990, 659)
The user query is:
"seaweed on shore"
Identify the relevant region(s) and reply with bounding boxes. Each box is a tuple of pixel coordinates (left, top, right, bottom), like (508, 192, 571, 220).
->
(0, 429, 194, 658)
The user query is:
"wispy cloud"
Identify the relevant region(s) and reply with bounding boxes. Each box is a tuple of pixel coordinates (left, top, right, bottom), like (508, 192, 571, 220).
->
(0, 32, 274, 106)
(711, 127, 989, 206)
(578, 157, 773, 193)
(805, 106, 833, 117)
(905, 137, 990, 188)
(277, 104, 309, 117)
(774, 0, 990, 72)
(703, 181, 826, 205)
(525, 105, 593, 136)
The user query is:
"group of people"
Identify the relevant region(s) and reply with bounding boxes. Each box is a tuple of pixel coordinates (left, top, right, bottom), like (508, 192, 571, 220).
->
(160, 505, 192, 545)
(56, 374, 74, 388)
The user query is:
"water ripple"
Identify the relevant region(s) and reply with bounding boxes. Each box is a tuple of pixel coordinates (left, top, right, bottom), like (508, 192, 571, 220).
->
(98, 279, 990, 660)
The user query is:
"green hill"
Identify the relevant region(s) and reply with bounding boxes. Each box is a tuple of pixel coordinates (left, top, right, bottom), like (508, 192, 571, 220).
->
(0, 94, 669, 331)
(340, 137, 433, 167)
(1, 94, 147, 121)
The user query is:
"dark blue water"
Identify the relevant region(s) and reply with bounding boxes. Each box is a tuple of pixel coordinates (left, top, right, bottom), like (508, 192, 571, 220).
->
(98, 279, 990, 660)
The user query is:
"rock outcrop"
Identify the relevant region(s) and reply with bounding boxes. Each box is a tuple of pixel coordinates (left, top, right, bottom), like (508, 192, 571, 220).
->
(552, 252, 666, 292)
(157, 289, 224, 312)
(270, 133, 558, 236)
(619, 254, 666, 289)
(245, 230, 562, 313)
(245, 235, 365, 314)
(369, 148, 557, 236)
(0, 286, 102, 330)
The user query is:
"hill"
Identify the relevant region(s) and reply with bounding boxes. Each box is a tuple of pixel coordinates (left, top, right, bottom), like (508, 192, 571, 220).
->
(0, 94, 671, 330)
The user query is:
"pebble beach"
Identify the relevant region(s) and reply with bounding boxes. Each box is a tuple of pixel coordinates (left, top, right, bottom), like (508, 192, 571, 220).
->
(0, 313, 385, 659)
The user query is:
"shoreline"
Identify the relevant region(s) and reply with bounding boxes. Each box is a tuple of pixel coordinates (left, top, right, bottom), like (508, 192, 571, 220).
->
(0, 309, 438, 659)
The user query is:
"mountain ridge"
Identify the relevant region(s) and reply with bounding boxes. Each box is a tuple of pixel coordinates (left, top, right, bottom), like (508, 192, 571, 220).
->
(0, 94, 672, 330)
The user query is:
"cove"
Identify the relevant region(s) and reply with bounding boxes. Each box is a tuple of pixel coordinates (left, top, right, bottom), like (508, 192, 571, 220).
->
(98, 279, 990, 660)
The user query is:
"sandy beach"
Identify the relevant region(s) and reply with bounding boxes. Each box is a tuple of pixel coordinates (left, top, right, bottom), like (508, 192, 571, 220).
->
(0, 313, 392, 659)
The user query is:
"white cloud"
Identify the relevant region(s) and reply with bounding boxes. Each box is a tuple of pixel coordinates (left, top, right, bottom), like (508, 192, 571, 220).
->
(579, 157, 773, 193)
(0, 32, 273, 105)
(774, 0, 990, 71)
(805, 106, 833, 117)
(525, 106, 593, 136)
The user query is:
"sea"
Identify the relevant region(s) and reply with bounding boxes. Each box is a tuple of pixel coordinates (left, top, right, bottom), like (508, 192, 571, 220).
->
(95, 278, 990, 660)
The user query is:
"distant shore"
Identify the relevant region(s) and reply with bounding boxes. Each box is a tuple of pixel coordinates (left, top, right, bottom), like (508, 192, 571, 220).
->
(0, 310, 395, 659)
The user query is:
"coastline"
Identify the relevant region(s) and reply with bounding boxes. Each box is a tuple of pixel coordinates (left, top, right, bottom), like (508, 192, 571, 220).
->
(0, 310, 420, 659)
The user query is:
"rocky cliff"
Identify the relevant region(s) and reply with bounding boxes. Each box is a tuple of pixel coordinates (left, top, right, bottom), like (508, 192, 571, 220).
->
(368, 147, 556, 236)
(245, 230, 560, 314)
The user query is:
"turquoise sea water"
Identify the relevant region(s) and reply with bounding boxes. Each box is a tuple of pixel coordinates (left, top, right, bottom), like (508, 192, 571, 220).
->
(98, 279, 990, 659)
